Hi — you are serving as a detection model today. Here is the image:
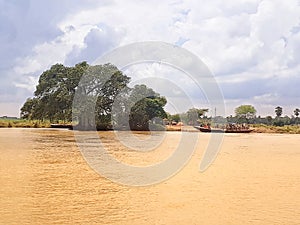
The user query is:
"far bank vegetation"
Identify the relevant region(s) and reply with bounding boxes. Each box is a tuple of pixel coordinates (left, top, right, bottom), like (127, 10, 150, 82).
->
(7, 62, 298, 134)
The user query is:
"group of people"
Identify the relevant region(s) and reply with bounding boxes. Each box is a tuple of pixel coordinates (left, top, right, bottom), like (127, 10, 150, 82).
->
(225, 123, 250, 131)
(201, 123, 250, 131)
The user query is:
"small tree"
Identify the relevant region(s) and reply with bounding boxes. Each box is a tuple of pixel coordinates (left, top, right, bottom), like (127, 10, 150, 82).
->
(186, 108, 208, 125)
(294, 108, 300, 125)
(294, 108, 300, 117)
(275, 106, 283, 117)
(127, 85, 167, 131)
(234, 105, 256, 123)
(170, 114, 180, 123)
(266, 116, 273, 125)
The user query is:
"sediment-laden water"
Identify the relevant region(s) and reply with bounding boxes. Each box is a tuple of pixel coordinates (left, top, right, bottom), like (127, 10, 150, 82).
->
(1, 128, 299, 224)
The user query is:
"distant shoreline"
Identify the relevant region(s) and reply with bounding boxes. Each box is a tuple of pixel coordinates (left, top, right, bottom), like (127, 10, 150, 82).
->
(1, 119, 300, 134)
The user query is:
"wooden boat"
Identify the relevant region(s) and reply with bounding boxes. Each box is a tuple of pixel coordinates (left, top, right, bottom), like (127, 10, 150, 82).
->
(195, 126, 253, 133)
(195, 126, 224, 133)
(225, 128, 253, 133)
(50, 124, 73, 129)
(196, 126, 211, 132)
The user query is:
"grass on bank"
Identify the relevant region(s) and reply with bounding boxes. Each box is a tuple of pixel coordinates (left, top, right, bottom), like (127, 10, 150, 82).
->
(0, 119, 51, 128)
(252, 124, 300, 134)
(1, 119, 300, 134)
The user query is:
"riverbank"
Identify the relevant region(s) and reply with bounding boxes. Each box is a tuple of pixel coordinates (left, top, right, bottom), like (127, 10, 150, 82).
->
(167, 124, 300, 134)
(252, 124, 300, 134)
(0, 119, 52, 128)
(1, 119, 300, 134)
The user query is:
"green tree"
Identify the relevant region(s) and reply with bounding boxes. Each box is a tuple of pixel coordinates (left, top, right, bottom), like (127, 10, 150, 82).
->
(186, 108, 208, 125)
(273, 106, 284, 126)
(170, 114, 180, 123)
(29, 62, 88, 122)
(20, 62, 130, 128)
(234, 105, 256, 123)
(266, 116, 273, 125)
(127, 85, 167, 131)
(294, 108, 300, 117)
(294, 108, 300, 125)
(275, 106, 283, 117)
(20, 62, 167, 131)
(20, 98, 38, 119)
(73, 63, 130, 130)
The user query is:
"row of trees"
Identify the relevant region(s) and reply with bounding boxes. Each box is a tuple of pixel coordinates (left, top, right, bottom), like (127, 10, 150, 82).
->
(166, 105, 300, 127)
(232, 105, 300, 125)
(166, 108, 209, 126)
(20, 62, 167, 130)
(20, 62, 298, 129)
(274, 106, 300, 118)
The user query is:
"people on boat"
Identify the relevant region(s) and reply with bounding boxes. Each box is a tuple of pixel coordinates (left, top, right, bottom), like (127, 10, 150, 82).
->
(225, 123, 250, 131)
(203, 123, 211, 129)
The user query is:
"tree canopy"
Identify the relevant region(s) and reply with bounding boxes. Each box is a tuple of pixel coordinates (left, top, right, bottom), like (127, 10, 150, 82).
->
(20, 62, 167, 130)
(128, 85, 167, 130)
(275, 106, 283, 117)
(235, 105, 256, 122)
(21, 62, 88, 122)
(186, 108, 208, 125)
(294, 108, 299, 117)
(73, 63, 131, 130)
(110, 84, 167, 131)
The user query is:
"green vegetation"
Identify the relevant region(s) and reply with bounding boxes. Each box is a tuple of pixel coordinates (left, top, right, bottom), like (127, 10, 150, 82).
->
(234, 104, 256, 123)
(224, 105, 300, 127)
(165, 107, 209, 126)
(4, 62, 299, 134)
(0, 119, 51, 128)
(127, 85, 167, 131)
(252, 124, 300, 134)
(166, 104, 300, 134)
(275, 106, 283, 117)
(186, 108, 209, 125)
(20, 62, 167, 131)
(21, 62, 88, 121)
(294, 108, 300, 118)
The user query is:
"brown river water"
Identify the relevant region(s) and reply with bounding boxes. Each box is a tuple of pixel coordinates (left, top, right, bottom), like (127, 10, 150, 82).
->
(0, 128, 299, 224)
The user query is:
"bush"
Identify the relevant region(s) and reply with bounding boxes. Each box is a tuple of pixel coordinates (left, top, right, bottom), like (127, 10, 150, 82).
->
(33, 122, 39, 128)
(273, 120, 284, 127)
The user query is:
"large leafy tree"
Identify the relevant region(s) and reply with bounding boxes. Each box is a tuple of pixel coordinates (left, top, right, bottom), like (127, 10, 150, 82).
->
(21, 62, 88, 122)
(20, 62, 167, 130)
(107, 84, 168, 131)
(73, 63, 130, 130)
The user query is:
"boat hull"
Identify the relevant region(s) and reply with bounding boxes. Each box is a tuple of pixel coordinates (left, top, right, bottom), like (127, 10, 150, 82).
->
(225, 129, 253, 133)
(195, 126, 253, 133)
(50, 124, 73, 129)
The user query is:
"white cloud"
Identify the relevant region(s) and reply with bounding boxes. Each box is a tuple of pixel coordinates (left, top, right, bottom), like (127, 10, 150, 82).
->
(65, 25, 125, 65)
(1, 0, 300, 116)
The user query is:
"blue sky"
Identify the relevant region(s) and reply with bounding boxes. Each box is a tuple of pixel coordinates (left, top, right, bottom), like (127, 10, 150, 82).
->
(1, 0, 300, 117)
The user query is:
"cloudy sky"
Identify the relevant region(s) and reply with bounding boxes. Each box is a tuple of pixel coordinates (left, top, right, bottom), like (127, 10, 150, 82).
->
(1, 0, 300, 117)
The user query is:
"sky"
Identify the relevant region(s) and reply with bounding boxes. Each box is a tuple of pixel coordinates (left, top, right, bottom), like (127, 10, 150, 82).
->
(1, 0, 300, 117)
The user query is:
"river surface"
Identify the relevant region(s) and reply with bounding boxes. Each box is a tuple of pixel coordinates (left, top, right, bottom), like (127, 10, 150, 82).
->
(0, 128, 299, 224)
